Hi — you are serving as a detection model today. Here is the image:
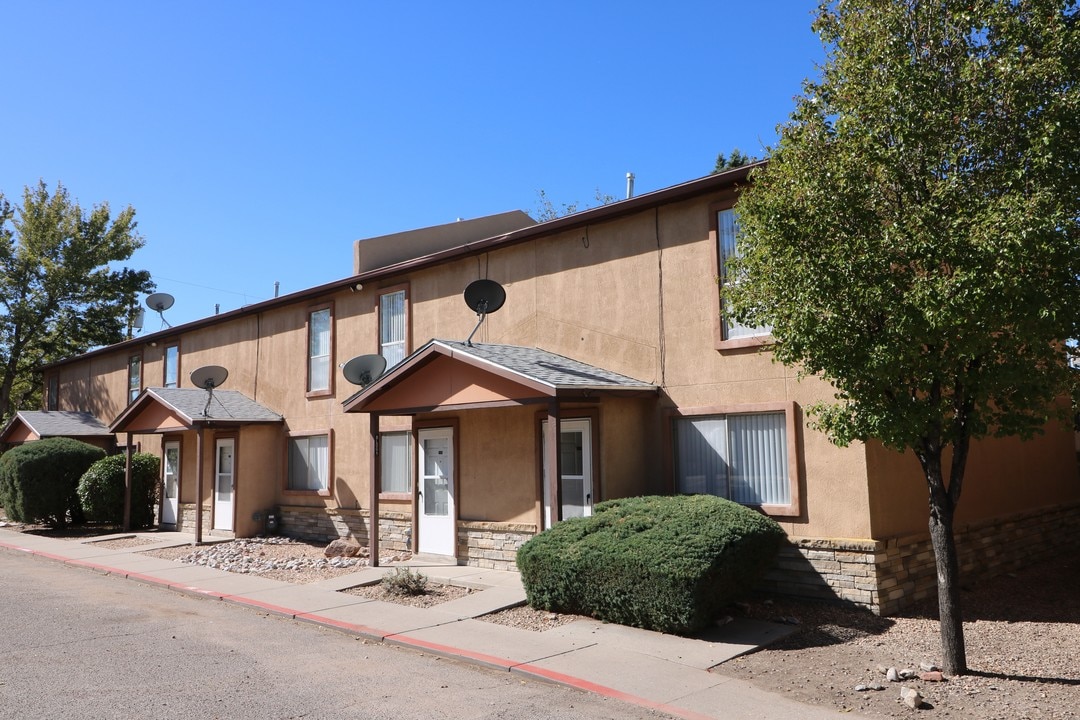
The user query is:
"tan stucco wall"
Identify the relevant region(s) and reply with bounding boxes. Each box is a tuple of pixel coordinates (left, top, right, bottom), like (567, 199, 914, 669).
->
(45, 180, 1077, 551)
(866, 418, 1080, 539)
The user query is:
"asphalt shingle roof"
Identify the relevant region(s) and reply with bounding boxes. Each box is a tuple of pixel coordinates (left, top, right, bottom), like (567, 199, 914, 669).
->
(434, 340, 656, 390)
(8, 411, 112, 437)
(146, 388, 283, 424)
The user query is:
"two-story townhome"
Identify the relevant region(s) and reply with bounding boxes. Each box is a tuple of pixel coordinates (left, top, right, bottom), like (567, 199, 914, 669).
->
(12, 165, 1079, 615)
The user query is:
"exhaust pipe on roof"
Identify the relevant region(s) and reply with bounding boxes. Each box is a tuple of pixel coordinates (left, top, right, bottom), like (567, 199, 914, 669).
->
(626, 172, 635, 199)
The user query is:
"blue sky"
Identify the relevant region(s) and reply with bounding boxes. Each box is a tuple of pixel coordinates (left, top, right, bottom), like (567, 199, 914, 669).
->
(2, 1, 823, 329)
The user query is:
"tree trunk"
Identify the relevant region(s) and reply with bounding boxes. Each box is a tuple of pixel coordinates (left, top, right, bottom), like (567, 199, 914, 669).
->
(927, 487, 967, 674)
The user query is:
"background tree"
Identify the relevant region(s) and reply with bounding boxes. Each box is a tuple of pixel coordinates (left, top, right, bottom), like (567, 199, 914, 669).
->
(712, 148, 756, 173)
(533, 187, 619, 222)
(0, 181, 153, 419)
(728, 0, 1079, 675)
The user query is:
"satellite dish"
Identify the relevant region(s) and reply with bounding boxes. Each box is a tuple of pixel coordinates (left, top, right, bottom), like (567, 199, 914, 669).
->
(463, 279, 506, 346)
(190, 365, 228, 417)
(145, 292, 175, 329)
(145, 293, 175, 312)
(341, 354, 387, 387)
(190, 365, 229, 390)
(464, 279, 506, 315)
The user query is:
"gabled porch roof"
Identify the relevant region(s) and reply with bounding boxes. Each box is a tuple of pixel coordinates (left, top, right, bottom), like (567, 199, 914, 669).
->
(342, 340, 657, 415)
(0, 410, 112, 444)
(110, 388, 283, 434)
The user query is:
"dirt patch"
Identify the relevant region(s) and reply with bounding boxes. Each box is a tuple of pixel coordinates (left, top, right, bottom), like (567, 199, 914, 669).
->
(478, 604, 588, 632)
(85, 536, 158, 550)
(714, 558, 1080, 720)
(341, 582, 471, 608)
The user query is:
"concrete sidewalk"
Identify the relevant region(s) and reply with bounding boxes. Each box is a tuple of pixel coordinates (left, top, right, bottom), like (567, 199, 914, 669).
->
(0, 528, 864, 720)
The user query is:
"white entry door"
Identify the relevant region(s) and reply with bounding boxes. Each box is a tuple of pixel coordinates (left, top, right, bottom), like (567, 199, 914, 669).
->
(542, 418, 594, 529)
(418, 427, 455, 556)
(213, 438, 234, 532)
(161, 441, 180, 526)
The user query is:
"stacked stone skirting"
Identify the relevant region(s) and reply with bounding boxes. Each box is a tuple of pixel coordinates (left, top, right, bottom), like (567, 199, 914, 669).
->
(175, 503, 214, 536)
(276, 505, 413, 552)
(761, 501, 1080, 615)
(457, 521, 537, 571)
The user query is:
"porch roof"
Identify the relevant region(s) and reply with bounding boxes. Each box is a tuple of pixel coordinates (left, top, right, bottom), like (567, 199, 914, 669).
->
(0, 410, 113, 443)
(342, 339, 656, 414)
(110, 387, 284, 434)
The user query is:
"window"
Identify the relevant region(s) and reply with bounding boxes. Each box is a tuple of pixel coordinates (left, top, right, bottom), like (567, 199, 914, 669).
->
(674, 407, 797, 515)
(163, 344, 179, 388)
(380, 431, 411, 494)
(308, 307, 332, 394)
(127, 355, 142, 402)
(287, 434, 329, 492)
(379, 288, 407, 368)
(46, 375, 59, 411)
(717, 207, 771, 343)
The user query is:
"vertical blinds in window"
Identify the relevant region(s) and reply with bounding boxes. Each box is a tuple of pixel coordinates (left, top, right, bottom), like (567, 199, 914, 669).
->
(380, 291, 406, 368)
(675, 412, 789, 506)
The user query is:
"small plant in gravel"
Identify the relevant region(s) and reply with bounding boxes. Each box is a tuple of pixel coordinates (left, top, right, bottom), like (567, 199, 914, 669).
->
(381, 567, 429, 596)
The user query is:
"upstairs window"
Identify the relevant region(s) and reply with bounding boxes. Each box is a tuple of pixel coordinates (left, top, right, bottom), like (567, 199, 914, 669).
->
(717, 207, 771, 343)
(46, 374, 59, 411)
(308, 306, 332, 394)
(287, 434, 329, 492)
(163, 344, 179, 388)
(379, 288, 407, 369)
(128, 355, 142, 402)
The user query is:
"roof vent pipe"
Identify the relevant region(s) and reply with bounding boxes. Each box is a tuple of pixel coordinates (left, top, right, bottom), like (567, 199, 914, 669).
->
(274, 281, 280, 298)
(626, 172, 635, 199)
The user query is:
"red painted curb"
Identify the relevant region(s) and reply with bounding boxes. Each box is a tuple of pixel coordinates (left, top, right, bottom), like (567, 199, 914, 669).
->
(383, 633, 517, 670)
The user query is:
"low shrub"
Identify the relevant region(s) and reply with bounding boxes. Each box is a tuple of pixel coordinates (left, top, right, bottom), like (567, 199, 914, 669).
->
(516, 495, 786, 635)
(381, 567, 429, 596)
(0, 438, 106, 528)
(77, 452, 161, 528)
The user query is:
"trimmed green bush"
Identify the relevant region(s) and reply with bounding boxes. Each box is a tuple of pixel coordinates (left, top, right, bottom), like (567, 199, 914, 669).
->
(0, 438, 106, 528)
(517, 495, 786, 635)
(77, 452, 160, 528)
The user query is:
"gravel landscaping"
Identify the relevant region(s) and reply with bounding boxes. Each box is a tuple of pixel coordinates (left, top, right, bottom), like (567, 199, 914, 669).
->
(5, 518, 1077, 718)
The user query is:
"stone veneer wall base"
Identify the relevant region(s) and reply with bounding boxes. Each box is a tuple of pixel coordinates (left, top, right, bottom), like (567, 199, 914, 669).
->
(760, 501, 1080, 615)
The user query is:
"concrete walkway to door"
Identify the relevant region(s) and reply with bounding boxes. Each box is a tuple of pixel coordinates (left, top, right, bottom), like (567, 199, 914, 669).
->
(0, 528, 869, 720)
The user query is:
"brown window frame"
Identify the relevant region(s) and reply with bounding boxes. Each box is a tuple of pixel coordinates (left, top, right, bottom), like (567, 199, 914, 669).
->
(710, 197, 773, 351)
(283, 429, 334, 498)
(305, 301, 335, 398)
(377, 283, 410, 369)
(163, 341, 181, 388)
(45, 374, 59, 411)
(127, 353, 143, 403)
(665, 400, 801, 518)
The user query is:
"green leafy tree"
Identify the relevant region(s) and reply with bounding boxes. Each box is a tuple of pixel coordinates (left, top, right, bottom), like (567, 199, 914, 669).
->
(728, 0, 1079, 675)
(712, 148, 756, 173)
(0, 181, 153, 418)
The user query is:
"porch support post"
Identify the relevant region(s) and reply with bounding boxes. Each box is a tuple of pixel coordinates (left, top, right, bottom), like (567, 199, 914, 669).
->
(194, 426, 204, 545)
(368, 412, 380, 566)
(122, 432, 133, 531)
(545, 400, 562, 528)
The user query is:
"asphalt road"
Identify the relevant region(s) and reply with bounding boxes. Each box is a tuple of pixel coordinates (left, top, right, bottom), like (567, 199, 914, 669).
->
(0, 549, 670, 720)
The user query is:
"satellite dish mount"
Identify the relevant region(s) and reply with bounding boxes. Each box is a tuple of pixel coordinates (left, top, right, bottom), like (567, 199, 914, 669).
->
(189, 365, 229, 417)
(145, 292, 175, 329)
(341, 354, 388, 388)
(463, 279, 506, 347)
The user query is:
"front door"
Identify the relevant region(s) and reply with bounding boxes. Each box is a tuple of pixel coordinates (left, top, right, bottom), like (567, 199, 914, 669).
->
(542, 418, 594, 528)
(161, 440, 179, 526)
(213, 438, 234, 532)
(418, 427, 454, 556)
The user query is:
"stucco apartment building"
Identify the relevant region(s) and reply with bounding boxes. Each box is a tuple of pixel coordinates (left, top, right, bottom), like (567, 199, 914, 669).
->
(12, 165, 1080, 615)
